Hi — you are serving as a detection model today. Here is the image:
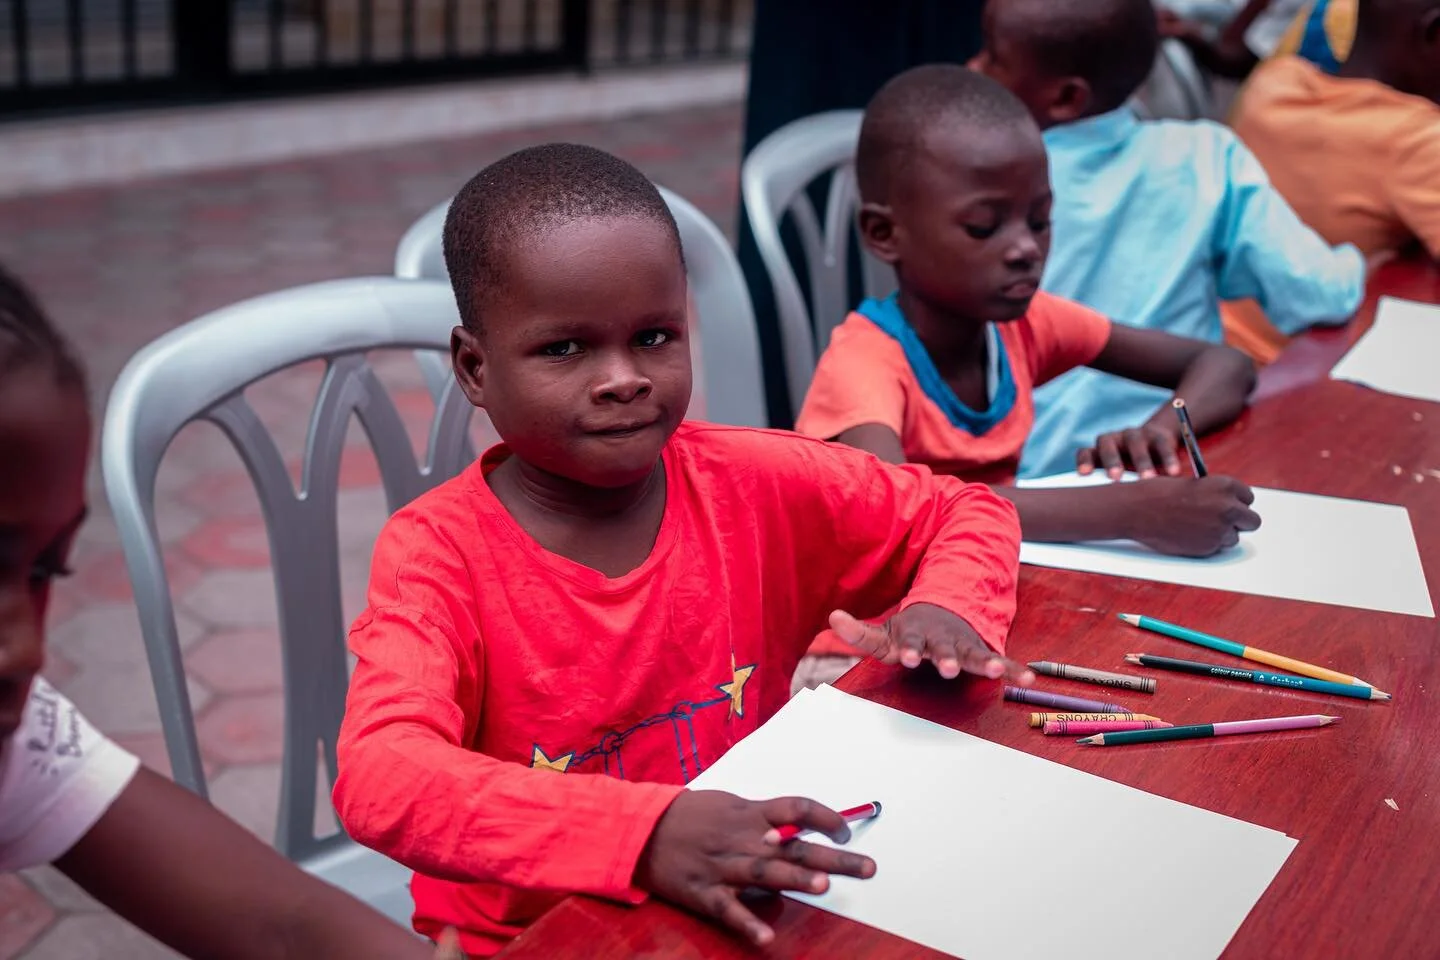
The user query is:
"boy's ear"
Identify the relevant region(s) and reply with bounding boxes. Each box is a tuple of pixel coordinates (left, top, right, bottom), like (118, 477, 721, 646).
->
(450, 325, 487, 409)
(1047, 77, 1092, 125)
(857, 202, 902, 264)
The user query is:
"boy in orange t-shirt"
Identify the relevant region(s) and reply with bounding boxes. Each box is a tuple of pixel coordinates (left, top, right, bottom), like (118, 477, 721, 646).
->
(333, 144, 1035, 956)
(797, 66, 1261, 555)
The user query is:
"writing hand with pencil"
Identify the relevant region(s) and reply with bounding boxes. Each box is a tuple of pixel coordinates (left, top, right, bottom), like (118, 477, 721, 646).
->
(635, 791, 876, 947)
(829, 602, 1035, 683)
(1110, 475, 1262, 556)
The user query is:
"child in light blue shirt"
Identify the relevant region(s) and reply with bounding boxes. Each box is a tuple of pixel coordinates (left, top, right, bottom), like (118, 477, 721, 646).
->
(973, 0, 1365, 478)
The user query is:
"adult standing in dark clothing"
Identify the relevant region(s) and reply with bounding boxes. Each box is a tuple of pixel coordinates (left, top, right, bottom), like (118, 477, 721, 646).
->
(737, 1, 988, 426)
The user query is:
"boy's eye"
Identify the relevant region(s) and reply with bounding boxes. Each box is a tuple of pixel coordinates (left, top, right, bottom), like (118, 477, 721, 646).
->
(636, 329, 672, 348)
(541, 340, 581, 358)
(1029, 219, 1051, 233)
(964, 224, 998, 240)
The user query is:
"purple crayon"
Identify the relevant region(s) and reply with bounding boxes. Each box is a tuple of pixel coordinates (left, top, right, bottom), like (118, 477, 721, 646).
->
(1003, 685, 1130, 713)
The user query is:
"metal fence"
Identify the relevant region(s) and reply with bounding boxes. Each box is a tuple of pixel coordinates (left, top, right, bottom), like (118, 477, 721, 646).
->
(0, 0, 752, 119)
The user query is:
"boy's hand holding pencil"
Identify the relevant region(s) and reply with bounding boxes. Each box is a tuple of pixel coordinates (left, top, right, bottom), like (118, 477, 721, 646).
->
(829, 603, 1035, 684)
(1107, 475, 1261, 557)
(635, 791, 876, 947)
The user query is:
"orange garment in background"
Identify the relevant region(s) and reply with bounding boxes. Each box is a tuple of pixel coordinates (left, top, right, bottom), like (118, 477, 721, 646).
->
(1223, 56, 1440, 362)
(333, 423, 1020, 956)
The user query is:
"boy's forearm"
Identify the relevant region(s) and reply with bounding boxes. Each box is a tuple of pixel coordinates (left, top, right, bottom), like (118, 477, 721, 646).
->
(996, 485, 1137, 544)
(57, 767, 431, 960)
(900, 479, 1020, 654)
(1153, 348, 1256, 436)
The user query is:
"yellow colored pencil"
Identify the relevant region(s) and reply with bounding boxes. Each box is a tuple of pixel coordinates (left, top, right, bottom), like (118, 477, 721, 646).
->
(1119, 614, 1387, 695)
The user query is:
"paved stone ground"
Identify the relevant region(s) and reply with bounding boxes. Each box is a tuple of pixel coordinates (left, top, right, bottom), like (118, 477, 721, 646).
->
(0, 100, 784, 958)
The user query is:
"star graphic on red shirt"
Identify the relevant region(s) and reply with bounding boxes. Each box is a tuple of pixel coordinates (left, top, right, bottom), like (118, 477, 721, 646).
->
(530, 745, 573, 773)
(716, 654, 757, 718)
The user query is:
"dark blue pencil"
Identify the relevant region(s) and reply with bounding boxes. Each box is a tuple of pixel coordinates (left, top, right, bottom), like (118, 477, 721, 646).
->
(1125, 654, 1390, 701)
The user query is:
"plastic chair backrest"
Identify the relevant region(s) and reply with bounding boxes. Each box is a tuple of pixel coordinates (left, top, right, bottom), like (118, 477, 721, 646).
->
(394, 186, 767, 428)
(101, 277, 472, 921)
(739, 109, 895, 417)
(1135, 39, 1212, 121)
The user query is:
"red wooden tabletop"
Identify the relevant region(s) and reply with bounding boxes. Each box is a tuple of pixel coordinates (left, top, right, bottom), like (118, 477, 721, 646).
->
(499, 261, 1440, 960)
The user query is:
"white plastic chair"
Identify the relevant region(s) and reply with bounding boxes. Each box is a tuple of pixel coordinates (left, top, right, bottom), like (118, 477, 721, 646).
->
(739, 109, 896, 418)
(101, 277, 475, 925)
(1134, 39, 1213, 120)
(395, 185, 768, 429)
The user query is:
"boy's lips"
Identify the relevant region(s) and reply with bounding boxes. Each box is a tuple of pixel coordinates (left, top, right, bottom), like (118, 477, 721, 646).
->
(586, 418, 660, 437)
(1000, 278, 1040, 299)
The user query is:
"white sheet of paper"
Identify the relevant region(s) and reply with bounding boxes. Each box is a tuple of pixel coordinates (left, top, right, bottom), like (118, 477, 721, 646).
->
(1015, 473, 1433, 618)
(1330, 297, 1440, 403)
(692, 684, 1297, 960)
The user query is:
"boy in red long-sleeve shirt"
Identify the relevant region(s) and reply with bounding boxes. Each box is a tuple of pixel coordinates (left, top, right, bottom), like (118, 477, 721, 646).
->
(333, 144, 1031, 955)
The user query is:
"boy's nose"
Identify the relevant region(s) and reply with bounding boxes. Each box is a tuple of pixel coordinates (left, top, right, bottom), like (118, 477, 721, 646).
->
(1006, 234, 1042, 266)
(592, 355, 654, 403)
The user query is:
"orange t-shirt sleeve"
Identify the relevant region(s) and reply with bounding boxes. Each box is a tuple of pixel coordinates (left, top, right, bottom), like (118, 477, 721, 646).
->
(333, 513, 681, 902)
(1389, 126, 1440, 260)
(794, 318, 908, 441)
(1022, 293, 1113, 387)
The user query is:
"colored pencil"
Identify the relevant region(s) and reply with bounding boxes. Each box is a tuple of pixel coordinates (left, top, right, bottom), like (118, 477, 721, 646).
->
(1118, 613, 1387, 694)
(1172, 398, 1207, 477)
(1004, 686, 1131, 713)
(1028, 660, 1156, 694)
(1042, 720, 1173, 736)
(771, 801, 882, 843)
(1126, 653, 1391, 701)
(1077, 714, 1339, 746)
(1028, 712, 1164, 727)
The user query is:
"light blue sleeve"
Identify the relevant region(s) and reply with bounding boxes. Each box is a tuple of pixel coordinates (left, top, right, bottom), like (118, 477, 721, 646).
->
(1210, 131, 1366, 335)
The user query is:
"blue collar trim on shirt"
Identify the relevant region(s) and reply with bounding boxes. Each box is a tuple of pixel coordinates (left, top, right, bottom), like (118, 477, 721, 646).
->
(857, 293, 1016, 436)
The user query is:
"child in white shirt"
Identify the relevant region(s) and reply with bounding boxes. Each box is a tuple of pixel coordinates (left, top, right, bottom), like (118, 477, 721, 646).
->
(0, 263, 459, 959)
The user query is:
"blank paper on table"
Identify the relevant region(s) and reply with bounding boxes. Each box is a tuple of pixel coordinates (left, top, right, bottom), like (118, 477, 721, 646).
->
(1015, 473, 1433, 618)
(691, 685, 1297, 960)
(1330, 297, 1440, 403)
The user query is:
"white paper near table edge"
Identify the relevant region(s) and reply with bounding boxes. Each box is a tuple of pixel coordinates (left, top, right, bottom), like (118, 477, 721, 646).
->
(691, 684, 1298, 960)
(1329, 296, 1440, 403)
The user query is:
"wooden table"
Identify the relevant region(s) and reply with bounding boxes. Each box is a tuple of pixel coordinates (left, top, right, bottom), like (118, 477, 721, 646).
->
(500, 262, 1440, 959)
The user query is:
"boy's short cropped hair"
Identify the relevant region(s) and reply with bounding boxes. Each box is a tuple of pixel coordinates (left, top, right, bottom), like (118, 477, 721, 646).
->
(855, 64, 1035, 203)
(998, 0, 1159, 116)
(441, 143, 684, 332)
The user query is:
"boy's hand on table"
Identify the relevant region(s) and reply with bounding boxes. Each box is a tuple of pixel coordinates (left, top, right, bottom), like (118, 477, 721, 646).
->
(1115, 476, 1262, 556)
(829, 604, 1034, 684)
(635, 791, 876, 947)
(1077, 423, 1185, 479)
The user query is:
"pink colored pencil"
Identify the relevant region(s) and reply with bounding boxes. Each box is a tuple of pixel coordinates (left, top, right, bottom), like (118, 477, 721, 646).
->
(1077, 714, 1339, 746)
(1042, 720, 1173, 736)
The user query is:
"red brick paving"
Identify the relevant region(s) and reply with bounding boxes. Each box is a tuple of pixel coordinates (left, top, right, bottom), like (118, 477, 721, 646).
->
(2, 100, 743, 959)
